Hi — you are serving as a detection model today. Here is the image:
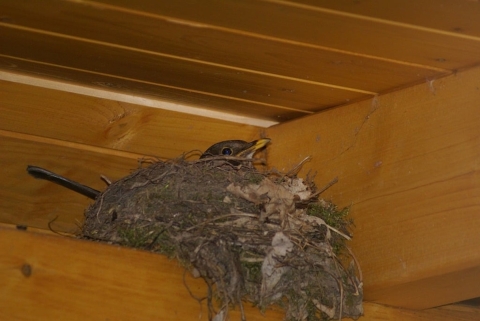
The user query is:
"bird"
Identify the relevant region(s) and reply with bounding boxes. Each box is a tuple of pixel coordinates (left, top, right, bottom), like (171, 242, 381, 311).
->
(27, 138, 270, 200)
(199, 138, 270, 160)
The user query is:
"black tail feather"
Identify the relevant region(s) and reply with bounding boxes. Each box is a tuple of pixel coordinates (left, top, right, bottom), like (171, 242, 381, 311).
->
(27, 165, 100, 200)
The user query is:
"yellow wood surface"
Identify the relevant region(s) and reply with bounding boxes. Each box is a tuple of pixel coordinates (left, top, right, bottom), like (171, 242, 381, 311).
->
(0, 227, 283, 321)
(95, 0, 480, 69)
(1, 226, 480, 321)
(0, 133, 139, 232)
(0, 50, 313, 125)
(0, 63, 302, 124)
(3, 0, 480, 124)
(0, 0, 444, 92)
(363, 303, 480, 321)
(266, 65, 480, 309)
(0, 79, 260, 158)
(0, 25, 345, 113)
(297, 0, 480, 38)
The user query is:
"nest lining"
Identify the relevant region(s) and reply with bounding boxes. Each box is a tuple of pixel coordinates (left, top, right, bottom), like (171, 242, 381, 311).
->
(82, 158, 363, 321)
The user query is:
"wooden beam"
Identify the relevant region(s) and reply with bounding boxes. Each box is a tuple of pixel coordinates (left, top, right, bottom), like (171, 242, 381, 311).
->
(0, 71, 279, 127)
(0, 77, 261, 158)
(265, 66, 480, 309)
(362, 303, 480, 321)
(0, 226, 282, 321)
(1, 226, 479, 321)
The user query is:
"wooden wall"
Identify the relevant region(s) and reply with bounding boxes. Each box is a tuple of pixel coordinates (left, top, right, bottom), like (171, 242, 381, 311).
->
(266, 64, 480, 310)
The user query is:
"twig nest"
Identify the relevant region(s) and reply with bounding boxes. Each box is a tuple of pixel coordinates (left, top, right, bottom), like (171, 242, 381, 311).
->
(82, 158, 363, 320)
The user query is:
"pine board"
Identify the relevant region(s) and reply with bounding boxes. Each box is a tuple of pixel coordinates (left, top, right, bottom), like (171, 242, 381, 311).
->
(2, 226, 480, 320)
(266, 65, 480, 309)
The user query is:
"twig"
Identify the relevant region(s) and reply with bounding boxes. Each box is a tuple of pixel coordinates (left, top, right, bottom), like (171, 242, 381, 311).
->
(334, 255, 361, 296)
(182, 269, 206, 321)
(47, 216, 72, 237)
(310, 176, 339, 197)
(285, 156, 311, 177)
(326, 224, 351, 240)
(185, 213, 258, 232)
(346, 246, 363, 284)
(331, 259, 344, 321)
(100, 175, 112, 185)
(95, 193, 105, 223)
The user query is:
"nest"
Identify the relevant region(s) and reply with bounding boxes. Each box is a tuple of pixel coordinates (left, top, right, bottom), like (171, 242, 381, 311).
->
(82, 157, 363, 321)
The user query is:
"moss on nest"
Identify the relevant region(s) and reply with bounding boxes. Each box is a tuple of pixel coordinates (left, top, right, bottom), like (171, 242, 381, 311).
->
(82, 158, 363, 320)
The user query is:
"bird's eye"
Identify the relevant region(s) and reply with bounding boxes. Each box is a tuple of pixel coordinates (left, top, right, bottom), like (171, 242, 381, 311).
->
(221, 147, 233, 155)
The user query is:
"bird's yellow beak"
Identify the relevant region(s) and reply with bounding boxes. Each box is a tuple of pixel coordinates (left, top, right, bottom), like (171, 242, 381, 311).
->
(237, 138, 271, 158)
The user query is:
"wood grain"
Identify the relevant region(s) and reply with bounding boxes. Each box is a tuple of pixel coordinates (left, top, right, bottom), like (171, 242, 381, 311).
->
(363, 302, 480, 321)
(0, 134, 137, 232)
(1, 226, 480, 320)
(94, 0, 480, 69)
(0, 61, 306, 123)
(0, 24, 369, 113)
(0, 227, 284, 321)
(0, 0, 445, 92)
(295, 0, 480, 38)
(0, 79, 261, 158)
(266, 65, 480, 308)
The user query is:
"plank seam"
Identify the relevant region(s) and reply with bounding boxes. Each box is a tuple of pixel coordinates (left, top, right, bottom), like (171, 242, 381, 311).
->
(0, 22, 376, 95)
(65, 0, 450, 73)
(0, 68, 282, 128)
(264, 0, 480, 43)
(0, 128, 148, 160)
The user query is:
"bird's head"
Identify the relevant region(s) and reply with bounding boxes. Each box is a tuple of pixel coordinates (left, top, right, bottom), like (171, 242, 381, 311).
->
(200, 138, 271, 160)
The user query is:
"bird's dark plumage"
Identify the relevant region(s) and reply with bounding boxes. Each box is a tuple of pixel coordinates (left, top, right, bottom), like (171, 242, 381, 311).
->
(200, 138, 270, 159)
(27, 138, 270, 199)
(27, 165, 101, 199)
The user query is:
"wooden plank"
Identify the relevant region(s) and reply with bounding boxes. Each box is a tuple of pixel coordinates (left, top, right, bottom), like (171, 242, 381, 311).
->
(0, 62, 305, 123)
(0, 222, 68, 236)
(296, 0, 480, 37)
(0, 0, 446, 92)
(0, 134, 137, 232)
(362, 302, 480, 321)
(1, 226, 480, 320)
(0, 227, 284, 321)
(0, 25, 371, 113)
(265, 65, 480, 309)
(0, 78, 261, 157)
(94, 0, 480, 70)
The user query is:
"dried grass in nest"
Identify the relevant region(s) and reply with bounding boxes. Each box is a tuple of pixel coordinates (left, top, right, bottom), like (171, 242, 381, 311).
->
(82, 157, 363, 321)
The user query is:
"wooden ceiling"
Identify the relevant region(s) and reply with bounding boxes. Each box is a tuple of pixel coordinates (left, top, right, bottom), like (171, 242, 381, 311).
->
(2, 1, 480, 317)
(1, 0, 480, 126)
